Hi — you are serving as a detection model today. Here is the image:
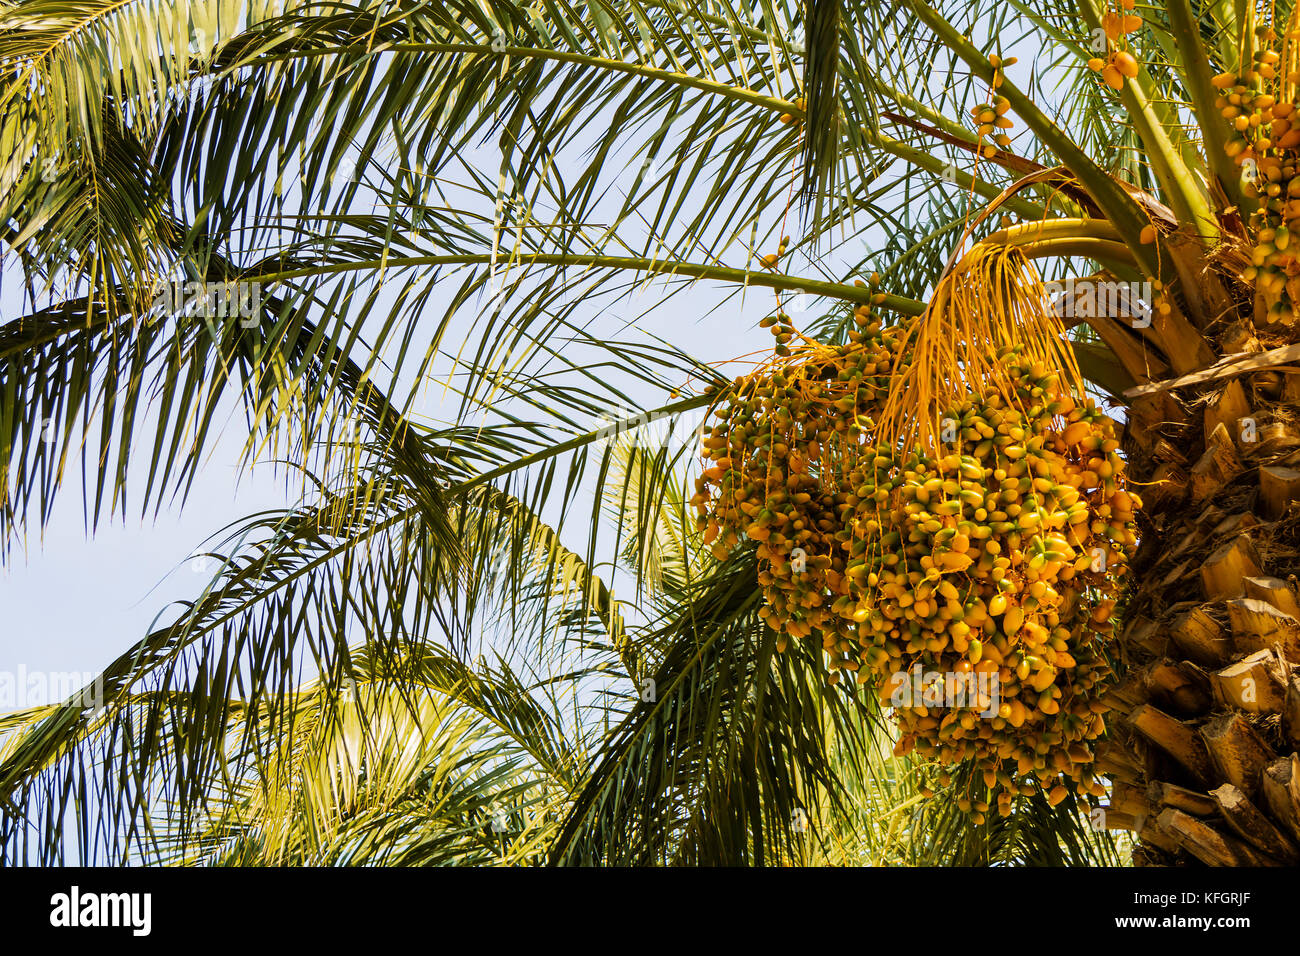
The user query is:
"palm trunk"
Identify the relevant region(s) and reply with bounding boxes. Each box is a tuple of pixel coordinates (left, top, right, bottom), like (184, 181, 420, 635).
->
(1103, 362, 1300, 864)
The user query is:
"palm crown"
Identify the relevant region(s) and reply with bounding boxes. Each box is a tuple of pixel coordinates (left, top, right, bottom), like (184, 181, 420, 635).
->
(1, 0, 1296, 867)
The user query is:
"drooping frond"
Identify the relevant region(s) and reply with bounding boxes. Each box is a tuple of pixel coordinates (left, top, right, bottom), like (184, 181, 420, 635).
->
(162, 647, 580, 867)
(876, 234, 1087, 457)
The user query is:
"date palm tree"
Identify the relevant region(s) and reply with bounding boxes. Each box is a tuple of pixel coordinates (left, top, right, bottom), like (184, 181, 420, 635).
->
(0, 0, 1293, 865)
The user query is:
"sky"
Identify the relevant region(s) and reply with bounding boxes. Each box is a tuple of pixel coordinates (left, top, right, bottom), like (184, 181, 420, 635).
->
(0, 210, 873, 708)
(0, 250, 790, 702)
(0, 371, 293, 691)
